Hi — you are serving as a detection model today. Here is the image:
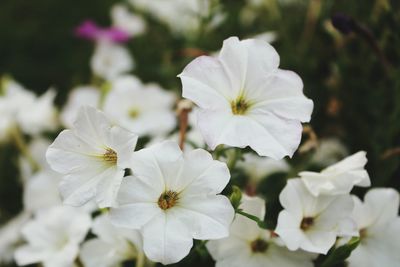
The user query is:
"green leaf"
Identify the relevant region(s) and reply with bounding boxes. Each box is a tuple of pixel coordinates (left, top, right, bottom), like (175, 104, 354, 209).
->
(318, 237, 360, 267)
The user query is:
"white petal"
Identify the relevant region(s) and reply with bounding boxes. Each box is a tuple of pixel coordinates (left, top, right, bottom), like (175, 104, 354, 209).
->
(179, 56, 232, 109)
(206, 237, 251, 267)
(110, 203, 161, 229)
(14, 246, 50, 266)
(105, 125, 138, 169)
(175, 194, 234, 239)
(80, 239, 123, 267)
(95, 168, 125, 208)
(178, 149, 230, 195)
(142, 212, 193, 265)
(275, 210, 304, 251)
(364, 188, 399, 229)
(116, 176, 161, 205)
(250, 69, 313, 122)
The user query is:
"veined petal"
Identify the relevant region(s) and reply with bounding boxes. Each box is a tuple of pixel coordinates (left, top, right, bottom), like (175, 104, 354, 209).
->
(105, 125, 138, 169)
(142, 212, 193, 265)
(179, 56, 232, 109)
(175, 194, 234, 239)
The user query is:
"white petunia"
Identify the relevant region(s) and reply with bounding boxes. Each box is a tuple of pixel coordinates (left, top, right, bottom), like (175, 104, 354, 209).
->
(207, 195, 316, 267)
(130, 0, 222, 36)
(110, 140, 234, 265)
(111, 4, 146, 36)
(299, 151, 370, 196)
(81, 214, 142, 267)
(60, 86, 100, 128)
(0, 212, 30, 264)
(0, 79, 58, 136)
(103, 75, 176, 137)
(237, 153, 290, 184)
(310, 138, 349, 167)
(46, 106, 138, 208)
(91, 41, 134, 81)
(16, 89, 58, 135)
(275, 179, 357, 254)
(14, 206, 91, 267)
(346, 188, 400, 267)
(179, 36, 313, 159)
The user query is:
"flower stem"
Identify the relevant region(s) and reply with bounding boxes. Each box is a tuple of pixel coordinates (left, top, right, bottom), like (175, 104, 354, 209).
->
(236, 209, 268, 229)
(136, 251, 146, 267)
(227, 148, 242, 170)
(10, 126, 40, 173)
(177, 100, 192, 150)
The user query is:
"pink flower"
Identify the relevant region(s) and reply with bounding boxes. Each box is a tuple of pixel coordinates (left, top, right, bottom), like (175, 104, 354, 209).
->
(75, 20, 130, 43)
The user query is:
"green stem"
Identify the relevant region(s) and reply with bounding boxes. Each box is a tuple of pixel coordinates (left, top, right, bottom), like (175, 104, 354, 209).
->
(136, 251, 145, 267)
(11, 126, 40, 173)
(227, 148, 242, 170)
(236, 209, 268, 229)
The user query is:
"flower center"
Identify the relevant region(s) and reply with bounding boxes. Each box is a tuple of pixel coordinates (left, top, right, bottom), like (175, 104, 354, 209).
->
(359, 228, 367, 239)
(158, 190, 179, 210)
(231, 95, 250, 115)
(128, 108, 140, 118)
(250, 238, 269, 253)
(103, 148, 117, 164)
(300, 217, 314, 231)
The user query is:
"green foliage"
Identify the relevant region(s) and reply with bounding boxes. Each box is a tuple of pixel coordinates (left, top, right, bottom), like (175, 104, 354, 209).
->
(317, 237, 360, 267)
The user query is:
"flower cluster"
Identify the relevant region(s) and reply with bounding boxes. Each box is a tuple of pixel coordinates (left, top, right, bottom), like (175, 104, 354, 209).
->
(0, 1, 399, 267)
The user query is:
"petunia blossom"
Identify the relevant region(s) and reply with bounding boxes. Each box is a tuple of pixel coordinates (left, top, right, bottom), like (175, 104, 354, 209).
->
(207, 195, 316, 267)
(110, 140, 234, 264)
(275, 179, 357, 254)
(14, 206, 91, 267)
(346, 188, 400, 267)
(299, 151, 370, 196)
(103, 75, 176, 137)
(46, 106, 138, 208)
(80, 214, 142, 267)
(179, 36, 313, 159)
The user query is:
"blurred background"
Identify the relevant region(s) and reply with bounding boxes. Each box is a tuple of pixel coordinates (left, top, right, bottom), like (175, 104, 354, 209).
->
(0, 0, 399, 266)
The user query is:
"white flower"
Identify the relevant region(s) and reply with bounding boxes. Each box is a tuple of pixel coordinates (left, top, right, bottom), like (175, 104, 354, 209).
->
(207, 195, 316, 267)
(111, 4, 146, 36)
(275, 179, 357, 254)
(19, 137, 52, 182)
(0, 212, 30, 264)
(0, 79, 57, 136)
(23, 169, 62, 212)
(130, 0, 220, 36)
(110, 140, 234, 264)
(310, 138, 349, 167)
(237, 153, 289, 184)
(16, 89, 58, 135)
(103, 75, 176, 137)
(46, 106, 138, 208)
(299, 151, 370, 196)
(347, 188, 400, 267)
(179, 37, 313, 159)
(60, 86, 100, 128)
(14, 206, 91, 267)
(252, 31, 278, 43)
(81, 214, 142, 267)
(91, 41, 134, 80)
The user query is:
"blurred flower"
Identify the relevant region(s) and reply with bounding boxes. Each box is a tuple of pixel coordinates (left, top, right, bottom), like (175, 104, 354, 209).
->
(0, 212, 30, 264)
(347, 188, 400, 267)
(252, 31, 278, 43)
(14, 206, 91, 267)
(310, 138, 349, 167)
(207, 195, 316, 267)
(275, 179, 357, 254)
(111, 4, 146, 37)
(130, 0, 224, 36)
(103, 75, 176, 137)
(0, 79, 57, 136)
(300, 151, 370, 196)
(80, 214, 142, 267)
(23, 169, 62, 213)
(60, 85, 100, 128)
(75, 20, 130, 43)
(237, 153, 290, 184)
(91, 41, 134, 81)
(179, 37, 313, 159)
(46, 106, 138, 208)
(110, 141, 234, 264)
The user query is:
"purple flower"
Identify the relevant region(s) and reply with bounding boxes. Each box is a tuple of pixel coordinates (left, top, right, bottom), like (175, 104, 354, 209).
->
(75, 20, 131, 43)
